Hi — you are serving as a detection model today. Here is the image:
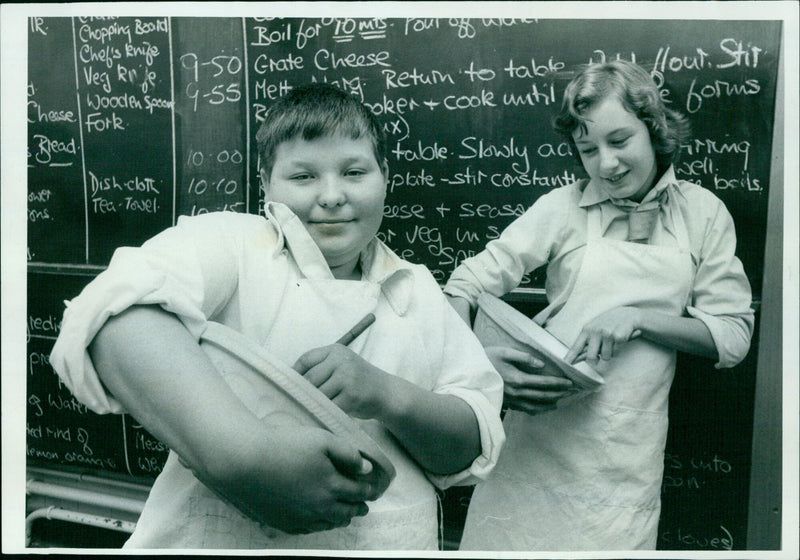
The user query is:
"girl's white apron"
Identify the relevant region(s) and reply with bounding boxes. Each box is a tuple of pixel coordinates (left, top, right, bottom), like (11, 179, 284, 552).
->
(461, 201, 693, 551)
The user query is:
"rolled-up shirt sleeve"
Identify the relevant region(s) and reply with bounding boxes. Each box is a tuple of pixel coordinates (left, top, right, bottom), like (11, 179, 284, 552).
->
(49, 214, 240, 414)
(423, 284, 505, 488)
(685, 197, 754, 369)
(444, 193, 562, 308)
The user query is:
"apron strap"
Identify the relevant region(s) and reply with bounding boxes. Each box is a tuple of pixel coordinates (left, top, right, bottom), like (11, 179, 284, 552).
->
(587, 205, 603, 240)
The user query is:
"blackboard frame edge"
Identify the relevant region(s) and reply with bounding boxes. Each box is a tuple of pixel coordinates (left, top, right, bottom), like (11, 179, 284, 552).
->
(747, 22, 785, 551)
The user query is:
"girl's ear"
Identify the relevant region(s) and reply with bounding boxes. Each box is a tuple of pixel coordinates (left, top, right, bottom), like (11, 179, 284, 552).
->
(260, 167, 271, 200)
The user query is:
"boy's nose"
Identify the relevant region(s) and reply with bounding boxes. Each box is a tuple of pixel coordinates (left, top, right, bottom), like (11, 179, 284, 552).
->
(318, 176, 347, 208)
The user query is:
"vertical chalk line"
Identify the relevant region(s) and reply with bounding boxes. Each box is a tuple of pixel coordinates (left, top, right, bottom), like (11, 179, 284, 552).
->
(167, 17, 177, 226)
(241, 17, 251, 214)
(70, 17, 89, 263)
(121, 414, 133, 476)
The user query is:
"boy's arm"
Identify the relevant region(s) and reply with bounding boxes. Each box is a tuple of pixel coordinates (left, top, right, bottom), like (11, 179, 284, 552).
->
(295, 345, 481, 475)
(90, 305, 379, 533)
(375, 377, 482, 475)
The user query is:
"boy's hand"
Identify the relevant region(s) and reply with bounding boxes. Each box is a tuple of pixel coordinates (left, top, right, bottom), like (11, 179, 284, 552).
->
(294, 344, 390, 420)
(486, 346, 574, 415)
(199, 424, 380, 535)
(565, 306, 642, 364)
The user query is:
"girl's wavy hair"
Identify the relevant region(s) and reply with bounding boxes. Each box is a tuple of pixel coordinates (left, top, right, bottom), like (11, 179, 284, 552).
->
(552, 60, 691, 172)
(256, 83, 387, 179)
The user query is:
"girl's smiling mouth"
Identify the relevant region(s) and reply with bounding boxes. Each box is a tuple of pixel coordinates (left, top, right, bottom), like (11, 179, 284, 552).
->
(605, 170, 629, 184)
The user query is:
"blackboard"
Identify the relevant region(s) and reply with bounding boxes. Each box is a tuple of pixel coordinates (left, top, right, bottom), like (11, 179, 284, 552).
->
(26, 270, 170, 478)
(25, 16, 782, 551)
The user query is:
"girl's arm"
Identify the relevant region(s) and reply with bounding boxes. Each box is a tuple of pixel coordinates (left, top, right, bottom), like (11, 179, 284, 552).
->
(446, 294, 473, 326)
(564, 306, 718, 364)
(447, 295, 575, 417)
(637, 309, 717, 358)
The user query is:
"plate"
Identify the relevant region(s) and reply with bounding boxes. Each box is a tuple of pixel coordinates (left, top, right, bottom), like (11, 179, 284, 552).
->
(199, 321, 395, 494)
(474, 293, 604, 391)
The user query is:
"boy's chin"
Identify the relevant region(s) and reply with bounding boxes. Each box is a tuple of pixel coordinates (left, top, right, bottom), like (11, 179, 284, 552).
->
(322, 249, 362, 270)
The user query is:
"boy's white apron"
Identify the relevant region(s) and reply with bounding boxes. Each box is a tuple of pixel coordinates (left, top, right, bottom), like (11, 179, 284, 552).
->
(126, 209, 438, 550)
(460, 201, 693, 551)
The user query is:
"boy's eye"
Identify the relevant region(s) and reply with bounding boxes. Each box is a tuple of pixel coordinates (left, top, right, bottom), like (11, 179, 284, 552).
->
(289, 172, 313, 181)
(345, 168, 366, 177)
(578, 146, 597, 156)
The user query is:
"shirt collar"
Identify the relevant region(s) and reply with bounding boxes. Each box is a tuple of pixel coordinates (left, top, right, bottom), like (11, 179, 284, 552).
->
(577, 166, 684, 236)
(265, 201, 414, 315)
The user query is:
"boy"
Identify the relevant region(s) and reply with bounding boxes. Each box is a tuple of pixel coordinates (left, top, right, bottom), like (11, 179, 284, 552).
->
(50, 84, 505, 549)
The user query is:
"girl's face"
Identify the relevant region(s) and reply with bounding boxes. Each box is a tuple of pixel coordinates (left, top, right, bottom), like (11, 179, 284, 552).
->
(572, 95, 658, 202)
(262, 133, 387, 279)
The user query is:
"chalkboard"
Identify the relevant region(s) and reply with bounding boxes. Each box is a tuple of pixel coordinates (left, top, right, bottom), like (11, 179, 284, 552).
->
(27, 17, 780, 291)
(26, 270, 170, 478)
(26, 16, 782, 551)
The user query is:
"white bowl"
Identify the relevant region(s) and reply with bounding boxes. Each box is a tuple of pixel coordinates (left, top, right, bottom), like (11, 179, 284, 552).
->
(474, 293, 604, 392)
(199, 321, 395, 493)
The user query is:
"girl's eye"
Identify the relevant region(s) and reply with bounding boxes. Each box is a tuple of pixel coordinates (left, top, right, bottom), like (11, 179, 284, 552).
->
(579, 147, 597, 156)
(610, 137, 630, 146)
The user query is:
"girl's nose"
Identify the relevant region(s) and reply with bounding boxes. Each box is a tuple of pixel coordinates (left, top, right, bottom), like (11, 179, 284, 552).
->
(598, 147, 619, 173)
(318, 175, 347, 208)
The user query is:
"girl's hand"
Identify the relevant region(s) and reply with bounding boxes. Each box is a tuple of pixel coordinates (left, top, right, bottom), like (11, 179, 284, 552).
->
(294, 344, 390, 420)
(486, 346, 575, 415)
(565, 306, 643, 364)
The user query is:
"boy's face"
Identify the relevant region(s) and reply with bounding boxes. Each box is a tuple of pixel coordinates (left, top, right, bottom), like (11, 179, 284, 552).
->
(262, 133, 387, 273)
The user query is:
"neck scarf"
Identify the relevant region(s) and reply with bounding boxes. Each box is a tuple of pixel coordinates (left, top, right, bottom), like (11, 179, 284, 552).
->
(608, 186, 670, 243)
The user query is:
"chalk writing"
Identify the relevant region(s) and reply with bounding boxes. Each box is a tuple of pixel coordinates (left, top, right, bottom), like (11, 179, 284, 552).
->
(27, 313, 62, 338)
(660, 525, 733, 550)
(28, 100, 77, 124)
(718, 38, 762, 68)
(686, 77, 761, 113)
(25, 27, 779, 550)
(30, 17, 48, 36)
(662, 452, 734, 493)
(503, 57, 565, 78)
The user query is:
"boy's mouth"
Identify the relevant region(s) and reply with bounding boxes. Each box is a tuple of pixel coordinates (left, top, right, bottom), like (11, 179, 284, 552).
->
(311, 219, 354, 225)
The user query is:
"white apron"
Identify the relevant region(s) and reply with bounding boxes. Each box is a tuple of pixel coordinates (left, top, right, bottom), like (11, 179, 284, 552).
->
(460, 201, 693, 551)
(126, 214, 438, 550)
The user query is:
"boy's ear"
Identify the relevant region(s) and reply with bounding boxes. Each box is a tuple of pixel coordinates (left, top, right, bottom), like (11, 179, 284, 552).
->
(381, 159, 389, 182)
(259, 167, 271, 199)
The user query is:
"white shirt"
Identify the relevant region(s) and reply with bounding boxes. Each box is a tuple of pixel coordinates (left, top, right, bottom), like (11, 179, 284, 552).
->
(444, 167, 754, 369)
(50, 202, 505, 548)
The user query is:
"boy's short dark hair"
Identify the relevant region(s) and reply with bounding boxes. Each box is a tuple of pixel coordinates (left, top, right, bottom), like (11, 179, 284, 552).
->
(256, 83, 387, 179)
(552, 60, 691, 171)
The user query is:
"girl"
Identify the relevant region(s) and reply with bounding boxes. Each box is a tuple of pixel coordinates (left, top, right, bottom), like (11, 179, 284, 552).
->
(445, 60, 754, 551)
